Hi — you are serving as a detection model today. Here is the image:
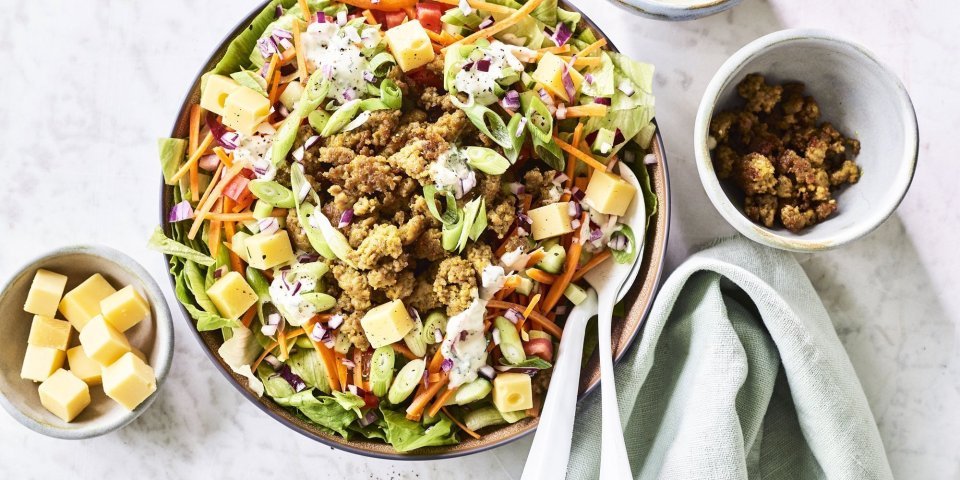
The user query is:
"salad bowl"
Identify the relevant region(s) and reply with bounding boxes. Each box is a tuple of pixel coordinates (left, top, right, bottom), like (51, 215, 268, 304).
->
(160, 0, 670, 459)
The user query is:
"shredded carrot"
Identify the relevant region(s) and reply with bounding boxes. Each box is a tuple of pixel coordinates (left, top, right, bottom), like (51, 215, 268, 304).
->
(434, 0, 515, 14)
(577, 38, 608, 58)
(213, 146, 233, 168)
(518, 293, 541, 331)
(335, 351, 349, 391)
(240, 306, 257, 329)
(524, 248, 545, 268)
(432, 43, 443, 54)
(574, 175, 589, 192)
(207, 200, 223, 258)
(298, 0, 311, 19)
(353, 347, 364, 388)
(188, 105, 201, 202)
(554, 136, 608, 172)
(264, 53, 280, 91)
(392, 343, 418, 361)
(428, 387, 457, 418)
(487, 300, 563, 338)
(196, 163, 224, 213)
(281, 47, 297, 64)
(520, 193, 533, 212)
(428, 349, 445, 374)
(426, 29, 457, 46)
(188, 163, 245, 239)
(362, 9, 377, 25)
(540, 212, 588, 313)
(572, 250, 612, 281)
(203, 209, 287, 222)
(442, 407, 482, 439)
(251, 342, 279, 372)
(525, 268, 556, 285)
(538, 44, 571, 54)
(445, 0, 544, 52)
(558, 56, 601, 68)
(268, 67, 282, 106)
(307, 329, 341, 391)
(565, 123, 583, 189)
(292, 19, 308, 86)
(230, 191, 255, 213)
(406, 374, 448, 421)
(170, 132, 215, 183)
(564, 104, 609, 118)
(277, 323, 288, 360)
(494, 287, 516, 301)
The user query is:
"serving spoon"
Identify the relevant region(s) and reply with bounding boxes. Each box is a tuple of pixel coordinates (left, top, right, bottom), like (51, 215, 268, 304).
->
(521, 163, 646, 479)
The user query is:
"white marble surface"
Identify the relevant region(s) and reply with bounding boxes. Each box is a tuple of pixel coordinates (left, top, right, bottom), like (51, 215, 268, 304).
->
(0, 0, 957, 478)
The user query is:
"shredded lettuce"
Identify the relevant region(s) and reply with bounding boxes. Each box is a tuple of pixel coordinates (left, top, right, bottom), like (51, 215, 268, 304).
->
(205, 0, 297, 87)
(582, 52, 656, 155)
(148, 226, 215, 266)
(273, 390, 359, 437)
(230, 70, 268, 96)
(287, 348, 331, 394)
(158, 138, 187, 186)
(379, 408, 459, 452)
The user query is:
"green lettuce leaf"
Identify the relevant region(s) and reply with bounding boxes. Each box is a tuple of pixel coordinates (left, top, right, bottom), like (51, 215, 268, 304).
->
(498, 357, 553, 369)
(274, 390, 359, 437)
(610, 224, 638, 265)
(172, 266, 238, 331)
(205, 0, 296, 86)
(580, 53, 615, 98)
(379, 408, 459, 452)
(230, 70, 268, 96)
(258, 364, 297, 398)
(332, 391, 366, 418)
(158, 138, 187, 186)
(184, 260, 219, 314)
(148, 226, 215, 266)
(287, 348, 331, 394)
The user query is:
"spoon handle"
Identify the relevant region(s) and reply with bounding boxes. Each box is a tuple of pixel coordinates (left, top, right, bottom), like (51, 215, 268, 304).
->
(598, 300, 633, 479)
(520, 292, 596, 480)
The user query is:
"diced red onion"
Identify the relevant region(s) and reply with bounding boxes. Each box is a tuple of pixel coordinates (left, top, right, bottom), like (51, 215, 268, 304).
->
(296, 181, 310, 203)
(561, 65, 576, 102)
(290, 280, 303, 296)
(517, 212, 532, 229)
(501, 90, 521, 111)
(362, 70, 375, 83)
(555, 103, 567, 120)
(584, 73, 594, 85)
(258, 217, 280, 235)
(264, 354, 281, 369)
(273, 28, 293, 40)
(315, 12, 325, 23)
(198, 154, 219, 172)
(268, 313, 281, 326)
(260, 324, 278, 336)
(459, 0, 474, 15)
(275, 5, 283, 18)
(440, 358, 454, 372)
(608, 232, 628, 251)
(578, 215, 591, 245)
(476, 58, 491, 72)
(304, 135, 320, 150)
(277, 364, 307, 392)
(342, 88, 358, 101)
(594, 97, 611, 106)
(567, 201, 581, 218)
(618, 79, 635, 96)
(571, 186, 585, 202)
(310, 323, 326, 342)
(341, 358, 356, 369)
(213, 266, 226, 279)
(168, 201, 194, 223)
(492, 328, 501, 345)
(462, 61, 475, 72)
(336, 10, 347, 25)
(589, 227, 603, 242)
(644, 153, 657, 165)
(518, 226, 529, 237)
(571, 219, 581, 230)
(479, 365, 496, 380)
(407, 307, 421, 322)
(538, 88, 554, 106)
(321, 63, 335, 79)
(257, 37, 278, 58)
(359, 410, 378, 427)
(516, 116, 528, 137)
(478, 16, 494, 29)
(278, 38, 293, 50)
(347, 384, 358, 395)
(278, 105, 290, 118)
(328, 314, 344, 330)
(434, 329, 443, 343)
(338, 209, 354, 228)
(507, 182, 525, 195)
(547, 22, 573, 47)
(504, 308, 523, 324)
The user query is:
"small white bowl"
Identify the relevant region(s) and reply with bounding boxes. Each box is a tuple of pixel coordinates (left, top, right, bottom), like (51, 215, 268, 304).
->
(0, 246, 173, 439)
(694, 29, 918, 252)
(610, 0, 741, 21)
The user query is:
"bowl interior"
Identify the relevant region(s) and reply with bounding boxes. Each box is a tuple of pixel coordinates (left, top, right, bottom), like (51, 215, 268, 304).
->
(702, 34, 916, 249)
(0, 248, 169, 438)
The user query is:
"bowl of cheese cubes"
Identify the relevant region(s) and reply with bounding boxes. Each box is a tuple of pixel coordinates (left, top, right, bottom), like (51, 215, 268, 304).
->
(0, 245, 172, 439)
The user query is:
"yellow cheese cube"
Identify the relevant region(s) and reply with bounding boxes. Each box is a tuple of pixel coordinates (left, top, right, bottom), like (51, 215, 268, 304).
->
(584, 170, 637, 216)
(200, 74, 240, 115)
(222, 86, 271, 135)
(99, 285, 151, 332)
(102, 352, 157, 411)
(67, 346, 102, 386)
(384, 20, 435, 72)
(492, 372, 533, 413)
(129, 347, 148, 363)
(20, 345, 66, 382)
(532, 52, 584, 102)
(528, 203, 574, 240)
(206, 271, 258, 319)
(360, 300, 414, 349)
(244, 230, 295, 270)
(23, 269, 68, 318)
(79, 315, 131, 366)
(279, 80, 303, 111)
(59, 274, 117, 331)
(38, 369, 91, 422)
(27, 315, 72, 350)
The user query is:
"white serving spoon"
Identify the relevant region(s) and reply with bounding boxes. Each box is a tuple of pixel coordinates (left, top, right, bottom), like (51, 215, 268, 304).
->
(521, 163, 646, 480)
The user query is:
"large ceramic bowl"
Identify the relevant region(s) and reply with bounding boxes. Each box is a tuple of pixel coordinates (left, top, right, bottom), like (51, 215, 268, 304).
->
(610, 0, 740, 21)
(694, 29, 918, 252)
(161, 0, 671, 459)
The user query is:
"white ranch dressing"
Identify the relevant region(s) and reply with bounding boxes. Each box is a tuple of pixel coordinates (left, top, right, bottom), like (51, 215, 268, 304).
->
(440, 298, 489, 388)
(301, 22, 379, 104)
(454, 40, 524, 106)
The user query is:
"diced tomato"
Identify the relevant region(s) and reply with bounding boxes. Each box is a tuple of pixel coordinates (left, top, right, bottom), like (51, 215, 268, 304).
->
(384, 11, 408, 29)
(416, 1, 450, 33)
(223, 175, 250, 202)
(405, 66, 443, 89)
(238, 167, 256, 180)
(523, 338, 554, 363)
(362, 390, 380, 410)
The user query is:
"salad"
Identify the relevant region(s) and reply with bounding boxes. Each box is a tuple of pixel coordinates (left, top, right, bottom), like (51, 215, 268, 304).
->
(153, 0, 656, 452)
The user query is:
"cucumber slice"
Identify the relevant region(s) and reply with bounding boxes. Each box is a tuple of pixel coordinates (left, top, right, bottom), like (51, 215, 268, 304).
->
(536, 244, 566, 274)
(369, 346, 395, 397)
(388, 358, 425, 404)
(464, 406, 508, 431)
(252, 200, 274, 220)
(563, 283, 588, 305)
(446, 378, 492, 406)
(515, 277, 534, 296)
(501, 409, 527, 423)
(592, 127, 616, 155)
(528, 329, 551, 341)
(495, 316, 526, 365)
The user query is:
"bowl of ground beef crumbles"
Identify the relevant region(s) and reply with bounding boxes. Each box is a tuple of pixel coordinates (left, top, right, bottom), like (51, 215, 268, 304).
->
(695, 29, 918, 252)
(157, 0, 671, 459)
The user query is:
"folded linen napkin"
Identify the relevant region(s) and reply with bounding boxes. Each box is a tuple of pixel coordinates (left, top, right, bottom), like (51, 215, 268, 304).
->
(567, 236, 893, 480)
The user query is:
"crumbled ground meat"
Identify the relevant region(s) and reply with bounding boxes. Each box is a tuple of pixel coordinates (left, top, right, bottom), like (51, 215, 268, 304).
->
(709, 74, 861, 232)
(465, 244, 493, 275)
(433, 257, 478, 316)
(286, 209, 313, 253)
(339, 312, 370, 351)
(487, 198, 517, 239)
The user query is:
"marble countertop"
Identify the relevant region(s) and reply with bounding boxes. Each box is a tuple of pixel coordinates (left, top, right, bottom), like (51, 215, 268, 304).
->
(1, 0, 957, 478)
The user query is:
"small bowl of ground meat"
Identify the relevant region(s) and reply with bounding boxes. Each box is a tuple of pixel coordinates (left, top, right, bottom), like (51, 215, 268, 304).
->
(694, 29, 918, 252)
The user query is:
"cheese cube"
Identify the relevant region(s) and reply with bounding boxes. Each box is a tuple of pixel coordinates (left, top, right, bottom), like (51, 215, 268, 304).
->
(584, 170, 637, 216)
(129, 347, 148, 363)
(385, 20, 435, 72)
(23, 269, 68, 318)
(79, 315, 131, 366)
(20, 345, 66, 382)
(492, 372, 533, 413)
(360, 300, 414, 349)
(38, 369, 91, 422)
(222, 86, 271, 135)
(244, 230, 295, 270)
(279, 80, 303, 111)
(59, 274, 117, 331)
(27, 315, 72, 350)
(528, 203, 574, 240)
(200, 74, 240, 115)
(67, 346, 102, 386)
(532, 52, 585, 102)
(206, 271, 258, 319)
(100, 285, 151, 332)
(102, 352, 157, 411)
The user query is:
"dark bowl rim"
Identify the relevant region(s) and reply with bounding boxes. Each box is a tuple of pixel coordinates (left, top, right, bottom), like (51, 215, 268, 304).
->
(160, 0, 671, 461)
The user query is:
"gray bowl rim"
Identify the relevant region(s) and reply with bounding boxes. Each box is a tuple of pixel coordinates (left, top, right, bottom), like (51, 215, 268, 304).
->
(693, 28, 919, 252)
(0, 245, 174, 439)
(610, 0, 741, 21)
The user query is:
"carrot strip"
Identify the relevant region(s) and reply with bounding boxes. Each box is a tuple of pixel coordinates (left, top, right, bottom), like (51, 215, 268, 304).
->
(428, 387, 457, 418)
(487, 300, 563, 338)
(196, 163, 224, 212)
(264, 54, 280, 92)
(540, 212, 588, 313)
(292, 19, 308, 86)
(207, 200, 223, 258)
(231, 191, 255, 213)
(558, 56, 601, 68)
(518, 293, 541, 331)
(213, 146, 233, 168)
(362, 9, 377, 25)
(297, 0, 311, 19)
(353, 347, 364, 388)
(203, 209, 287, 222)
(525, 268, 556, 285)
(494, 226, 518, 257)
(337, 0, 416, 11)
(577, 38, 608, 58)
(564, 104, 609, 118)
(307, 330, 341, 391)
(392, 343, 419, 361)
(572, 250, 612, 281)
(170, 132, 215, 183)
(524, 248, 545, 268)
(406, 374, 448, 421)
(426, 29, 457, 46)
(428, 349, 445, 374)
(281, 47, 297, 64)
(240, 306, 257, 328)
(434, 0, 514, 14)
(188, 105, 201, 202)
(538, 44, 571, 54)
(251, 342, 279, 372)
(442, 407, 482, 439)
(188, 163, 245, 239)
(445, 0, 544, 52)
(268, 65, 282, 106)
(554, 136, 608, 172)
(277, 323, 288, 360)
(432, 43, 443, 54)
(494, 286, 516, 300)
(565, 123, 583, 189)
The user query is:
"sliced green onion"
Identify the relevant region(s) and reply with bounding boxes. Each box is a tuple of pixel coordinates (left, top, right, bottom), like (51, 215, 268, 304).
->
(403, 317, 428, 358)
(495, 316, 526, 365)
(252, 200, 274, 220)
(503, 113, 526, 164)
(320, 99, 362, 137)
(369, 346, 395, 397)
(388, 358, 425, 404)
(369, 52, 397, 77)
(308, 110, 330, 134)
(452, 96, 512, 149)
(421, 311, 448, 345)
(248, 180, 296, 208)
(379, 79, 402, 110)
(464, 406, 507, 431)
(464, 146, 511, 175)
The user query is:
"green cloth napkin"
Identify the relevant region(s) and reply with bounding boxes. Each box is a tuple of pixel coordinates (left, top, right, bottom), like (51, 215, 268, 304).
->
(567, 236, 893, 480)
